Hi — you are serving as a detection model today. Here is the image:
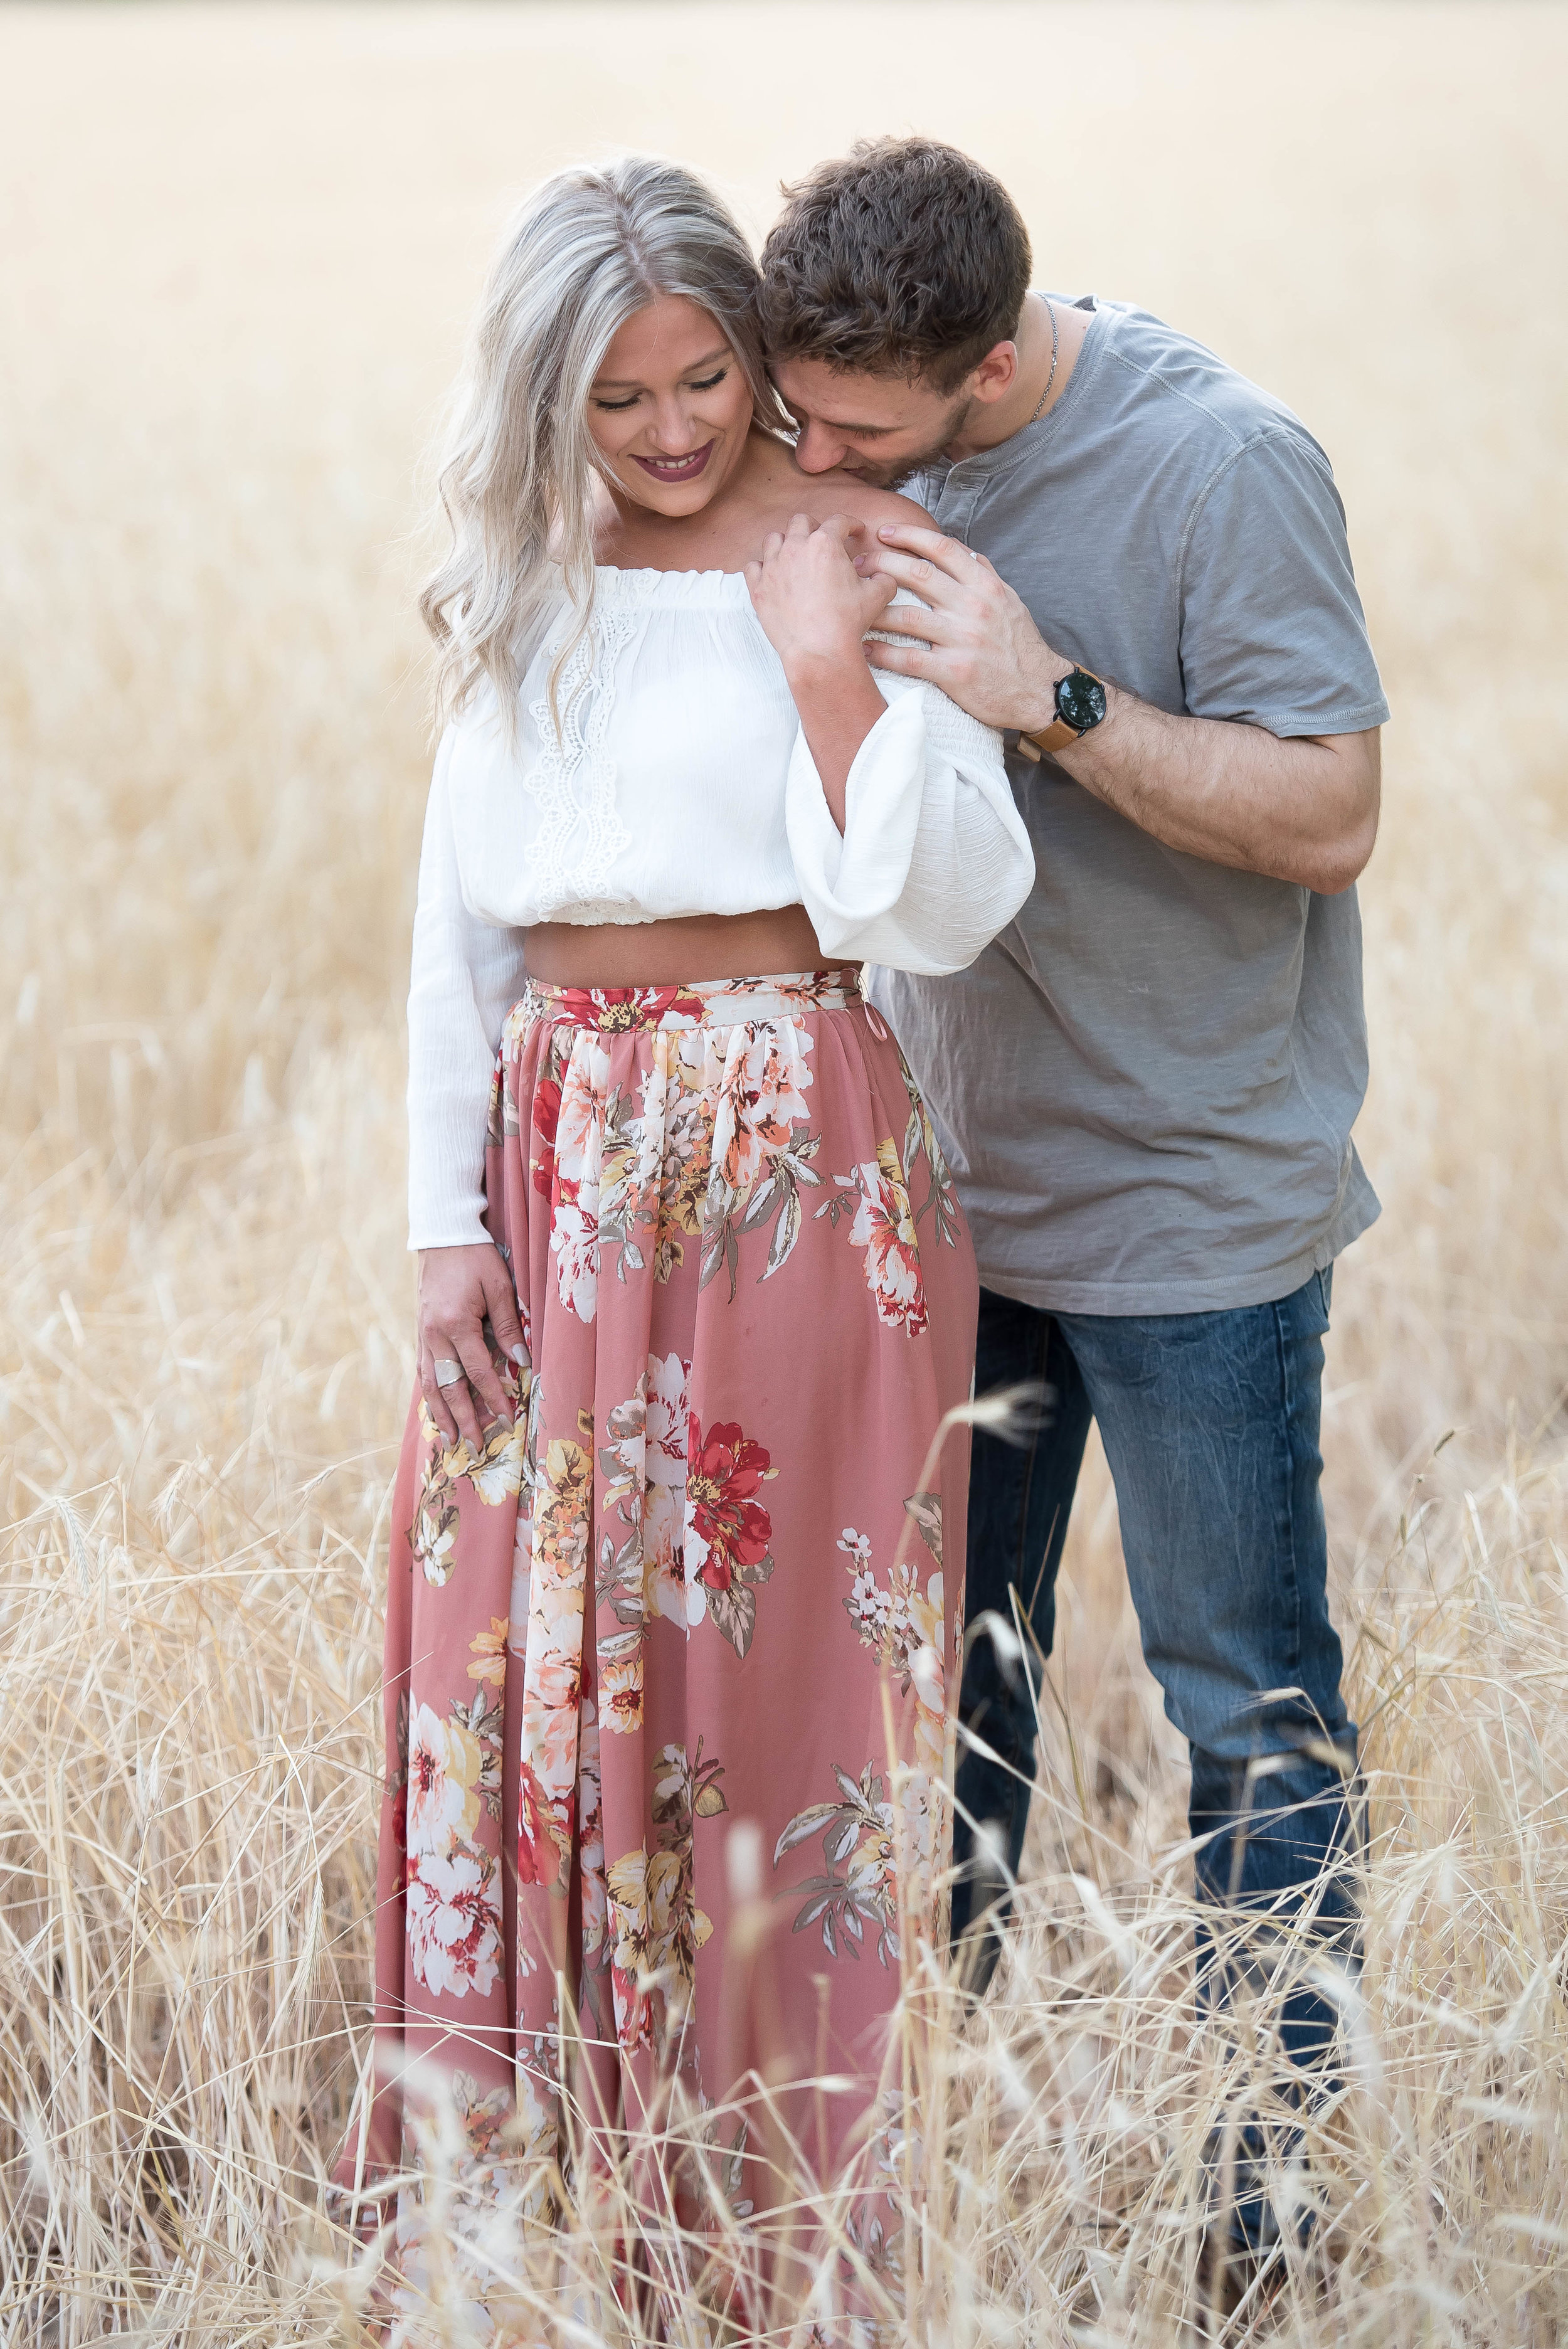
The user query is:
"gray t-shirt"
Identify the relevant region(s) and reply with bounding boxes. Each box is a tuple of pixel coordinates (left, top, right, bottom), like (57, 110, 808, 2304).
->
(869, 296, 1389, 1317)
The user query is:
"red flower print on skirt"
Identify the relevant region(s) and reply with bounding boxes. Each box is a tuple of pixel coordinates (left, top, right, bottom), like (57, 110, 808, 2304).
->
(686, 1416, 774, 1588)
(555, 983, 707, 1033)
(683, 1415, 778, 1658)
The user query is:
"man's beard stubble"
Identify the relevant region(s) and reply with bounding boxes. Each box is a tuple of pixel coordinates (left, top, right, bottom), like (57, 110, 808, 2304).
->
(823, 390, 977, 493)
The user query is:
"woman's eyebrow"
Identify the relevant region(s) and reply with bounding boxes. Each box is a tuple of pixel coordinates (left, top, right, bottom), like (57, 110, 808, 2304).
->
(592, 344, 732, 386)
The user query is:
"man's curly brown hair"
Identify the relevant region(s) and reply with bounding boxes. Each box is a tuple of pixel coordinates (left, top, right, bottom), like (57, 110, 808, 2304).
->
(757, 137, 1032, 395)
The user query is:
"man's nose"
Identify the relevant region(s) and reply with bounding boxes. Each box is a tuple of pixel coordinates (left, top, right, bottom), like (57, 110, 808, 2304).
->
(792, 419, 845, 475)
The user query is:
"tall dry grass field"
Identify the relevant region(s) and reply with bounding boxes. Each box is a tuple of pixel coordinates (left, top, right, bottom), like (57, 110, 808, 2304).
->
(2, 3, 1566, 2340)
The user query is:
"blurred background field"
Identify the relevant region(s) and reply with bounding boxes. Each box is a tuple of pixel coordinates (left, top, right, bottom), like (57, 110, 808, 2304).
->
(2, 3, 1567, 2341)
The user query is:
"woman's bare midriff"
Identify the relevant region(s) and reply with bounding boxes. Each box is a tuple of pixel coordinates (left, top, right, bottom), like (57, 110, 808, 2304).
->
(526, 907, 854, 989)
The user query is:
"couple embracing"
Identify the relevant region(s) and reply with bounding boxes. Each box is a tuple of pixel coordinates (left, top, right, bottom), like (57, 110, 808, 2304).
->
(346, 137, 1387, 2313)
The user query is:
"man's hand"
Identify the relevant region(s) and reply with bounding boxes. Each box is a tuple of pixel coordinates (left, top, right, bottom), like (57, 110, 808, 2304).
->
(866, 521, 1380, 895)
(861, 523, 1065, 731)
(417, 1242, 525, 1452)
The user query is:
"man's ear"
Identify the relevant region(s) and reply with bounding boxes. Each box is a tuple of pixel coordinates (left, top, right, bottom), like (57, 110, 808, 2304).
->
(967, 339, 1021, 406)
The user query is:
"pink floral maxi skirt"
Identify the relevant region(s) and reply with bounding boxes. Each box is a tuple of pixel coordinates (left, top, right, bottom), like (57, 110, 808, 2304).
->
(366, 970, 977, 2301)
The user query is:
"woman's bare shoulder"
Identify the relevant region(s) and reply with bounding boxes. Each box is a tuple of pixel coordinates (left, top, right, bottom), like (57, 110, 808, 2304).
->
(815, 476, 933, 532)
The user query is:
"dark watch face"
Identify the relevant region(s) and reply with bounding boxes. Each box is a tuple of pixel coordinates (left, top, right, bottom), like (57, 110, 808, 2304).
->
(1056, 668, 1108, 733)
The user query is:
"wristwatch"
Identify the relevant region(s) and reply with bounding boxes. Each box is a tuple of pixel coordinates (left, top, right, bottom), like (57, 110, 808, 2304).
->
(1017, 665, 1110, 763)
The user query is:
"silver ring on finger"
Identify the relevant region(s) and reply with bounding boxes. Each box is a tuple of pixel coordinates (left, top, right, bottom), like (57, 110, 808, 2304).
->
(433, 1357, 466, 1389)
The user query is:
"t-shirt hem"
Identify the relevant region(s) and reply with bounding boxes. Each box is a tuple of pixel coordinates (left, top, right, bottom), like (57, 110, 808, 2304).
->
(1248, 697, 1390, 737)
(972, 1188, 1381, 1318)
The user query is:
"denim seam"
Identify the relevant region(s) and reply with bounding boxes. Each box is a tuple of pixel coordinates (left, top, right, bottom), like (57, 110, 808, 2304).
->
(1271, 1296, 1305, 1704)
(1011, 1320, 1049, 1597)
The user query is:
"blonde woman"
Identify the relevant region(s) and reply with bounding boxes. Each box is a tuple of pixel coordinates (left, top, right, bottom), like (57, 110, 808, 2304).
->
(344, 155, 1033, 2303)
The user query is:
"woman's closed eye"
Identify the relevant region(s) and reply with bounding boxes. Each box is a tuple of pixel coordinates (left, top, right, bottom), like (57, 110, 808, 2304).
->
(593, 368, 729, 413)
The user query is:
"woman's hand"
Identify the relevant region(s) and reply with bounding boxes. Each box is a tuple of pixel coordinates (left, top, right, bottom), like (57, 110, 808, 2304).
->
(745, 514, 896, 828)
(417, 1243, 526, 1451)
(744, 511, 896, 680)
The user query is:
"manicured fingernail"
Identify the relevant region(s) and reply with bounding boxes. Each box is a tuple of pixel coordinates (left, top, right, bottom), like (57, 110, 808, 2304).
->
(511, 1345, 527, 1366)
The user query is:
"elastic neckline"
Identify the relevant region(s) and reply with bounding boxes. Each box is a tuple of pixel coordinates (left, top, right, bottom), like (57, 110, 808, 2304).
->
(595, 563, 745, 583)
(583, 566, 925, 615)
(590, 564, 753, 609)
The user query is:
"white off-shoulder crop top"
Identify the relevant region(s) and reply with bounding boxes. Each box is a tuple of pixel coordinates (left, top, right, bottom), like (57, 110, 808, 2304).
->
(408, 565, 1035, 1248)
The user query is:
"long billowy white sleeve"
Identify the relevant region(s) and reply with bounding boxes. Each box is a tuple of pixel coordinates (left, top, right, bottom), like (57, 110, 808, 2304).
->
(406, 726, 530, 1251)
(785, 674, 1034, 973)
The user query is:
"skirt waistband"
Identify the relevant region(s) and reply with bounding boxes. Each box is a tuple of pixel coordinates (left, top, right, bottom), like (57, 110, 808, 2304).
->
(522, 968, 862, 1033)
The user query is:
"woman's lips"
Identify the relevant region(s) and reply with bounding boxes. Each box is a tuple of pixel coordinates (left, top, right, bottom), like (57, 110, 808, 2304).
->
(630, 441, 714, 485)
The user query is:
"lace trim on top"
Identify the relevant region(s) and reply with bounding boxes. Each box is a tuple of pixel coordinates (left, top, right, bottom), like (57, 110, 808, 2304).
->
(524, 608, 640, 912)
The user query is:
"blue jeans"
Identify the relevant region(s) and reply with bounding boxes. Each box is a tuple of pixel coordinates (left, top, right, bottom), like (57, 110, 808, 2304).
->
(954, 1270, 1361, 2080)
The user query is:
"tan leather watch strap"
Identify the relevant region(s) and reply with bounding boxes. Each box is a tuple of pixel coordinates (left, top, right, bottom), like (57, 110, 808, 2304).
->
(1016, 665, 1108, 764)
(1015, 715, 1080, 762)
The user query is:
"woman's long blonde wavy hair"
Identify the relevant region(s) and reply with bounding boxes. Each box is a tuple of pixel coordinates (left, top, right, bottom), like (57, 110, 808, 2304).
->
(421, 155, 788, 737)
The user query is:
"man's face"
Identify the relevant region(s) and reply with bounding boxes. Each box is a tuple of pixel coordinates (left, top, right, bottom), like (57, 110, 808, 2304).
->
(768, 354, 975, 489)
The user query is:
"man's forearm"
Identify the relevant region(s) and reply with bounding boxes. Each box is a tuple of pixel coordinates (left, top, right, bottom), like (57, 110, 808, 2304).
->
(1046, 684, 1381, 895)
(862, 526, 1382, 895)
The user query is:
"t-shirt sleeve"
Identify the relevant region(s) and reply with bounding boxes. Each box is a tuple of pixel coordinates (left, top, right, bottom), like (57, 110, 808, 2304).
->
(1177, 426, 1391, 738)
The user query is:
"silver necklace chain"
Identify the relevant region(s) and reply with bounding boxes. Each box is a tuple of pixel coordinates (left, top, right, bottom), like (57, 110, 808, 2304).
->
(1029, 295, 1059, 425)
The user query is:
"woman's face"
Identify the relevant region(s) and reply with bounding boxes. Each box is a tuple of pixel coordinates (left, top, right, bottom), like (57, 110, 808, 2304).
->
(587, 294, 755, 516)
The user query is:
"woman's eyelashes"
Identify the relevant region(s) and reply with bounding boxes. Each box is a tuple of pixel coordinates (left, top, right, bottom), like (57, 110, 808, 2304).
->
(592, 368, 729, 413)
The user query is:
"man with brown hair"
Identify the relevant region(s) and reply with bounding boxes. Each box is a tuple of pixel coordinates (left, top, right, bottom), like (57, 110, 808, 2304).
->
(760, 137, 1387, 2256)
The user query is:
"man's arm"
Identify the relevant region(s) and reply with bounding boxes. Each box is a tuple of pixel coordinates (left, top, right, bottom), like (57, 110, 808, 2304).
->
(864, 525, 1380, 896)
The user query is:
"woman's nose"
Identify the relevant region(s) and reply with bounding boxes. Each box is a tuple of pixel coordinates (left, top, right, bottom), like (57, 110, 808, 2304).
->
(647, 396, 701, 452)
